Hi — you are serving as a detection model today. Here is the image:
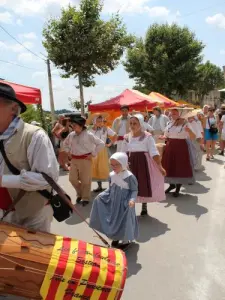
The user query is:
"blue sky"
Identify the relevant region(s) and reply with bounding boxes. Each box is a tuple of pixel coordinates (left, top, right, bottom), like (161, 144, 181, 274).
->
(0, 0, 225, 110)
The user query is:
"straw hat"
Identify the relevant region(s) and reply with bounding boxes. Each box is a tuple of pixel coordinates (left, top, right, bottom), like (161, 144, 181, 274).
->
(183, 109, 201, 119)
(221, 104, 225, 110)
(167, 107, 193, 117)
(86, 112, 109, 125)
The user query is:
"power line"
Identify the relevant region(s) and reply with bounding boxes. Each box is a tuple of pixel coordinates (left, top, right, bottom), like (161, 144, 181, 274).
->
(0, 23, 46, 62)
(182, 0, 225, 18)
(0, 59, 42, 71)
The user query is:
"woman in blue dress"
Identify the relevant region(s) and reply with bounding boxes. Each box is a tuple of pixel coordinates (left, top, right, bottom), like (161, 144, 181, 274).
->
(89, 152, 139, 249)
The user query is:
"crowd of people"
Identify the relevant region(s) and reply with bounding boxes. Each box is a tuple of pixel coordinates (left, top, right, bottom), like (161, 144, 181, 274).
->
(0, 81, 225, 253)
(50, 102, 225, 249)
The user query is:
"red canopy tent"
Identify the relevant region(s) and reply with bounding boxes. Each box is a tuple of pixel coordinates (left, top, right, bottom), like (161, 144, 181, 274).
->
(0, 80, 42, 105)
(89, 89, 161, 112)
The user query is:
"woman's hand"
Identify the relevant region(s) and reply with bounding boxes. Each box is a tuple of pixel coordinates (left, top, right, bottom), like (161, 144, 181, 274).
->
(159, 166, 167, 176)
(85, 154, 93, 160)
(158, 135, 166, 140)
(129, 200, 135, 208)
(106, 143, 112, 148)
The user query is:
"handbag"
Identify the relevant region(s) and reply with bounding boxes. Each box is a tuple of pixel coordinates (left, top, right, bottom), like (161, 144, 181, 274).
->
(0, 140, 73, 222)
(208, 118, 218, 134)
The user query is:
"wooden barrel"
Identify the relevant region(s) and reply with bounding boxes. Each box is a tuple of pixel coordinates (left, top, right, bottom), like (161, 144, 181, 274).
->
(0, 222, 127, 300)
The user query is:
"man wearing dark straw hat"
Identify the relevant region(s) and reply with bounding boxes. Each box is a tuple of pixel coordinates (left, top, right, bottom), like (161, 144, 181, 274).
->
(62, 116, 104, 206)
(0, 82, 59, 232)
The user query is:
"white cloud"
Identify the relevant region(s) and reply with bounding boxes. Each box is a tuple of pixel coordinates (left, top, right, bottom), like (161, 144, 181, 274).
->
(220, 50, 225, 55)
(0, 41, 34, 53)
(103, 0, 150, 14)
(206, 13, 225, 29)
(0, 0, 76, 16)
(32, 71, 46, 79)
(0, 0, 173, 20)
(18, 51, 44, 64)
(16, 19, 23, 26)
(19, 32, 37, 40)
(18, 52, 35, 62)
(145, 6, 170, 17)
(0, 11, 13, 24)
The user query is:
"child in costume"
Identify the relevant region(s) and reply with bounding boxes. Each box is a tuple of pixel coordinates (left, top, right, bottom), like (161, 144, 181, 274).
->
(89, 152, 139, 249)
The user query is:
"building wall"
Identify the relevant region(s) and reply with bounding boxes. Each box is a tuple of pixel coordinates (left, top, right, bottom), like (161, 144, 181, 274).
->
(187, 90, 221, 108)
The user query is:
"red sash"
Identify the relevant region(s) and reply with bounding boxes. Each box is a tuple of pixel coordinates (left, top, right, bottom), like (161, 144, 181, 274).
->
(71, 153, 91, 160)
(117, 136, 124, 141)
(0, 187, 13, 210)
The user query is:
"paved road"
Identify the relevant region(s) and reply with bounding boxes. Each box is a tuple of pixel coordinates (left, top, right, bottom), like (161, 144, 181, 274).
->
(1, 156, 225, 300)
(50, 155, 225, 300)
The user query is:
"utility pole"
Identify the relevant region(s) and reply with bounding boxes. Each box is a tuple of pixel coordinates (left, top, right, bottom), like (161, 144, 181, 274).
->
(47, 58, 56, 121)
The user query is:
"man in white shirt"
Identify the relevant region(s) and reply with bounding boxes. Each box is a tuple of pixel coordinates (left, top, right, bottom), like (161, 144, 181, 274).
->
(63, 116, 104, 206)
(148, 106, 169, 143)
(112, 105, 131, 152)
(0, 82, 59, 232)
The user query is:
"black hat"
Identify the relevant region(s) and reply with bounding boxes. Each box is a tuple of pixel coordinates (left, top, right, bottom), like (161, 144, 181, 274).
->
(70, 116, 86, 128)
(0, 82, 27, 113)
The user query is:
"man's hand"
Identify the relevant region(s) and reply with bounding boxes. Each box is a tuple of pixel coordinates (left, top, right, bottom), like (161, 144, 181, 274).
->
(85, 154, 93, 160)
(129, 200, 135, 208)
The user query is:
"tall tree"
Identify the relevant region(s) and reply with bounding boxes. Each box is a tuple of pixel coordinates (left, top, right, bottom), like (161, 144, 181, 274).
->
(196, 61, 225, 105)
(124, 23, 204, 98)
(43, 0, 133, 115)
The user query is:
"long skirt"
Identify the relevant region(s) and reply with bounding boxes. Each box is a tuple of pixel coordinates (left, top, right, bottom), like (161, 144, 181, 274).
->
(128, 152, 165, 203)
(92, 147, 109, 181)
(162, 138, 195, 184)
(191, 140, 203, 171)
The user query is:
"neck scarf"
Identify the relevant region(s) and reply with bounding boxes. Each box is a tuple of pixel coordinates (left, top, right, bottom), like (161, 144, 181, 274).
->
(0, 117, 22, 170)
(110, 153, 132, 189)
(0, 117, 21, 140)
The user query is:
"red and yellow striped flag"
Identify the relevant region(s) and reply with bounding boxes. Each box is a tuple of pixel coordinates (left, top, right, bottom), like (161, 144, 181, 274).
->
(40, 236, 127, 300)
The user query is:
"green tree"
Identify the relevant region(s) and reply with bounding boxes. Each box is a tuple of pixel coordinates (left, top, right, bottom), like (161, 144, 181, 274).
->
(124, 23, 204, 98)
(196, 61, 225, 105)
(21, 105, 39, 123)
(43, 0, 133, 115)
(69, 97, 92, 111)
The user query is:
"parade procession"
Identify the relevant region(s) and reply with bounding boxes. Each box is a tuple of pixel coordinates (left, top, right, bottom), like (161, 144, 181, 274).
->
(1, 0, 225, 299)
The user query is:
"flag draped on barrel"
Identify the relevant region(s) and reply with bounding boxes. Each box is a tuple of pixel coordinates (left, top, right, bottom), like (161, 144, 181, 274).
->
(40, 236, 127, 300)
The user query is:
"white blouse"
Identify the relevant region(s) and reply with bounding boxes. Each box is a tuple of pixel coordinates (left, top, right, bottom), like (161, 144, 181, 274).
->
(1, 120, 59, 191)
(121, 133, 159, 157)
(89, 127, 116, 144)
(189, 121, 202, 139)
(205, 117, 216, 130)
(164, 122, 192, 139)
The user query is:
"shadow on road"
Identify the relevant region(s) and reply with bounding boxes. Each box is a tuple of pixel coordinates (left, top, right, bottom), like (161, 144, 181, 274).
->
(209, 158, 224, 165)
(126, 243, 142, 278)
(162, 194, 208, 220)
(136, 216, 171, 243)
(182, 182, 210, 194)
(195, 171, 212, 182)
(65, 202, 92, 225)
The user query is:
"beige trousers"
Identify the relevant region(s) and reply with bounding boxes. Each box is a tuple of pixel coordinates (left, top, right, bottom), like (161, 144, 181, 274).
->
(153, 130, 164, 144)
(69, 159, 92, 201)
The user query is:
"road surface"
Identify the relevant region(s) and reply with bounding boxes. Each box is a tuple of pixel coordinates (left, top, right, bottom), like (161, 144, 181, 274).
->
(1, 156, 225, 300)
